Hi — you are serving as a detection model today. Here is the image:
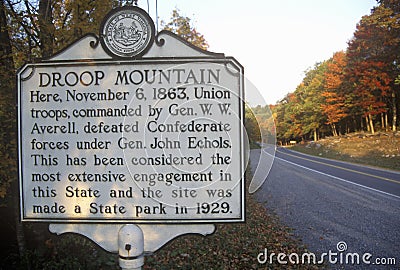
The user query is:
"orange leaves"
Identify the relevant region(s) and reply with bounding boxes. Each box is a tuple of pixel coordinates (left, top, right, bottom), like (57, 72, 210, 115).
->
(348, 60, 391, 117)
(267, 1, 399, 141)
(346, 8, 394, 118)
(324, 51, 346, 90)
(322, 51, 348, 127)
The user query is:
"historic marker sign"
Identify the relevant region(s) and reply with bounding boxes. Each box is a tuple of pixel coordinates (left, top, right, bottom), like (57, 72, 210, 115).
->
(18, 6, 245, 223)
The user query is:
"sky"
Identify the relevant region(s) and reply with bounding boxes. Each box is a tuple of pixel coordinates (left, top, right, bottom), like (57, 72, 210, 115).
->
(136, 0, 377, 105)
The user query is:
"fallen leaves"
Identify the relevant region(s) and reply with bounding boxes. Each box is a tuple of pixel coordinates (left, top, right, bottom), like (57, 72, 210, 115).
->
(143, 172, 324, 269)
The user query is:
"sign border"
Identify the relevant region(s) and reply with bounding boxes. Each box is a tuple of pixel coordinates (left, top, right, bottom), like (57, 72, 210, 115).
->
(18, 57, 245, 224)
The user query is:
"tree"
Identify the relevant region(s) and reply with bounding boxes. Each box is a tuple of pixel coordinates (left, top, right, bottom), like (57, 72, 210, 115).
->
(252, 105, 275, 144)
(347, 1, 399, 133)
(1, 0, 26, 259)
(0, 0, 16, 199)
(267, 0, 400, 142)
(6, 0, 56, 59)
(373, 0, 400, 131)
(347, 12, 392, 134)
(38, 0, 55, 58)
(280, 62, 328, 142)
(274, 93, 302, 144)
(245, 106, 261, 146)
(300, 62, 328, 141)
(322, 51, 349, 136)
(162, 9, 209, 50)
(53, 0, 118, 51)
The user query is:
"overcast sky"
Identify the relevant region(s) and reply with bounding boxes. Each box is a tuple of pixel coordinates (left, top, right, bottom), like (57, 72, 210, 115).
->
(137, 0, 377, 105)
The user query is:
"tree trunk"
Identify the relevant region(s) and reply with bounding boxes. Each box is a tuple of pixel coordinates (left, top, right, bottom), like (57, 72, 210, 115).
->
(353, 117, 358, 132)
(0, 0, 27, 262)
(385, 113, 389, 132)
(0, 0, 14, 94)
(393, 92, 397, 132)
(38, 0, 55, 58)
(313, 128, 318, 142)
(365, 116, 370, 132)
(368, 114, 375, 134)
(13, 185, 27, 262)
(331, 124, 338, 136)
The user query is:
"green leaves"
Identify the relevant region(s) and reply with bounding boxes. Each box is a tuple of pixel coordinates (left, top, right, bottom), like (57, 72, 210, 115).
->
(245, 106, 262, 147)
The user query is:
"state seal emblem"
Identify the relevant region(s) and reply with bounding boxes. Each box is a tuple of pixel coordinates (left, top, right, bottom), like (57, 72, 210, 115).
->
(100, 6, 155, 58)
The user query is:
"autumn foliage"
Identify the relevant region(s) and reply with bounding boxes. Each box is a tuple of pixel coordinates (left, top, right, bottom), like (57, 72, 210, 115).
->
(321, 51, 348, 136)
(274, 0, 400, 144)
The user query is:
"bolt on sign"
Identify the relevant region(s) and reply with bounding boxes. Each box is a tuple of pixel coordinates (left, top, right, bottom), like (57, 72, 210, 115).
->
(18, 6, 245, 223)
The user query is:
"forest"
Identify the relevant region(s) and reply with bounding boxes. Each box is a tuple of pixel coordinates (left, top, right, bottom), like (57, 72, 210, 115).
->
(271, 0, 400, 145)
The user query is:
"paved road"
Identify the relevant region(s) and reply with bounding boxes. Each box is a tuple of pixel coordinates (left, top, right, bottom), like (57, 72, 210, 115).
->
(276, 147, 400, 197)
(250, 147, 400, 269)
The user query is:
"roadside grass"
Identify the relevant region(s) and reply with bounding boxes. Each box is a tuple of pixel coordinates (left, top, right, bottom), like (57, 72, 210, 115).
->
(289, 132, 400, 171)
(2, 168, 325, 269)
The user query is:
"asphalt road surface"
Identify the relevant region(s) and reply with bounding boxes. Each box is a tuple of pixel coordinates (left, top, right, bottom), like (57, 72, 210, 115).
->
(250, 147, 400, 269)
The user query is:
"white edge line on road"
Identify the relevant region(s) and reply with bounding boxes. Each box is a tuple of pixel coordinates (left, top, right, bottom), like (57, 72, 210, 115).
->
(282, 147, 400, 176)
(262, 148, 400, 201)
